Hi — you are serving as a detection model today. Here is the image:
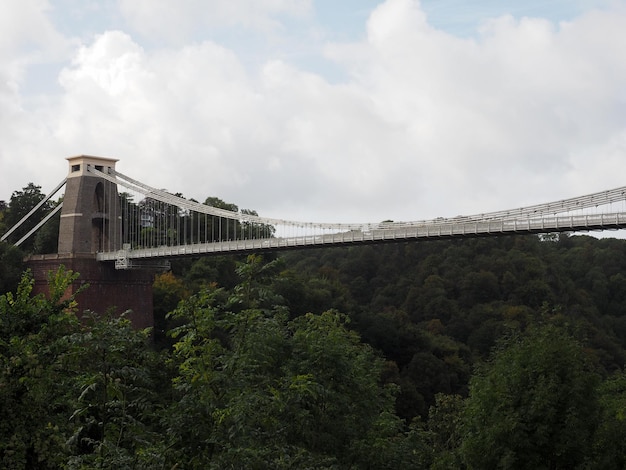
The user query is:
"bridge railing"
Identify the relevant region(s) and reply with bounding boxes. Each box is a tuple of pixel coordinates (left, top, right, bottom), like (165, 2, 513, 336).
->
(89, 165, 626, 253)
(97, 212, 626, 266)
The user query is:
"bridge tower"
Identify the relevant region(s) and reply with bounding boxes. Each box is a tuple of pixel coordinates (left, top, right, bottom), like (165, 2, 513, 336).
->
(26, 155, 155, 329)
(57, 155, 122, 255)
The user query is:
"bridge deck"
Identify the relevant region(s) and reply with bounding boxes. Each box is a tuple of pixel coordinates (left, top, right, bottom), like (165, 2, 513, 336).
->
(8, 160, 626, 270)
(98, 212, 626, 268)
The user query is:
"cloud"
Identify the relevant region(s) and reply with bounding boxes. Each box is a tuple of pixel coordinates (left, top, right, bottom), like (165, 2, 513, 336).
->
(0, 0, 66, 55)
(0, 0, 68, 100)
(324, 0, 626, 216)
(0, 0, 75, 193)
(118, 0, 312, 43)
(49, 29, 398, 221)
(1, 0, 625, 229)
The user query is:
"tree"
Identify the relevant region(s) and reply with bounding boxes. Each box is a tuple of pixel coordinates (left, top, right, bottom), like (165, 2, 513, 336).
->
(593, 370, 626, 467)
(4, 183, 55, 253)
(163, 255, 427, 468)
(0, 242, 25, 294)
(1, 267, 170, 468)
(202, 196, 240, 242)
(32, 201, 61, 254)
(65, 312, 168, 469)
(241, 208, 275, 239)
(0, 200, 8, 236)
(460, 324, 600, 469)
(427, 393, 465, 469)
(0, 267, 83, 468)
(152, 271, 189, 347)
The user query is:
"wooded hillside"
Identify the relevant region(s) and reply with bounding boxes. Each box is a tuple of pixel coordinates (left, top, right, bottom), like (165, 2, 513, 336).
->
(3, 187, 626, 467)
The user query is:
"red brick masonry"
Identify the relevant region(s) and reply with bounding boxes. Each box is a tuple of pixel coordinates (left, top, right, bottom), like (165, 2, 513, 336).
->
(26, 254, 155, 329)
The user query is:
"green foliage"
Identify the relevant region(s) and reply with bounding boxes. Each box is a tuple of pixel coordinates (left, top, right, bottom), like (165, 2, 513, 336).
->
(183, 255, 240, 290)
(280, 234, 626, 422)
(3, 183, 59, 254)
(460, 324, 600, 469)
(0, 242, 25, 294)
(65, 312, 168, 469)
(152, 271, 190, 348)
(0, 199, 7, 233)
(593, 370, 626, 467)
(7, 177, 626, 468)
(33, 201, 61, 254)
(0, 267, 170, 469)
(427, 394, 465, 469)
(0, 267, 82, 468)
(163, 254, 427, 468)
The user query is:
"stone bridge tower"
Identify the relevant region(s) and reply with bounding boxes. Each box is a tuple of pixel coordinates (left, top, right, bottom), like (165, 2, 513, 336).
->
(27, 155, 155, 330)
(57, 155, 122, 255)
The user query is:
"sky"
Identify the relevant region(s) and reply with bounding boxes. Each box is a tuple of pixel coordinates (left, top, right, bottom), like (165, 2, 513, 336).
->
(1, 0, 625, 226)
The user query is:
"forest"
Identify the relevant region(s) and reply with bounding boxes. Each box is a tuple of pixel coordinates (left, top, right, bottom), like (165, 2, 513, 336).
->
(2, 184, 626, 468)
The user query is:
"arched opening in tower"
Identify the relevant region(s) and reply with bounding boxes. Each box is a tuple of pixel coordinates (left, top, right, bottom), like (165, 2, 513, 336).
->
(92, 182, 109, 252)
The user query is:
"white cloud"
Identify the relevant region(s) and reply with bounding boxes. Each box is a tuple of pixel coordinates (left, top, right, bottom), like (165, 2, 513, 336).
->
(1, 0, 625, 230)
(0, 0, 65, 100)
(0, 0, 66, 55)
(0, 0, 75, 196)
(118, 0, 312, 43)
(324, 0, 626, 217)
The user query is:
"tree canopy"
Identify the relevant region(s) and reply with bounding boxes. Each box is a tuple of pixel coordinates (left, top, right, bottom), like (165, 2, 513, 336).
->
(1, 183, 60, 254)
(4, 184, 626, 467)
(461, 324, 600, 469)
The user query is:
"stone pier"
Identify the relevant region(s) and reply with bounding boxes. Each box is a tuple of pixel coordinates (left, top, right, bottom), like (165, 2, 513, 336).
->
(26, 155, 155, 329)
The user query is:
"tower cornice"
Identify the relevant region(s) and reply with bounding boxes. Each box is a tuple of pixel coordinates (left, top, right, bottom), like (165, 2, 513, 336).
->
(66, 155, 119, 178)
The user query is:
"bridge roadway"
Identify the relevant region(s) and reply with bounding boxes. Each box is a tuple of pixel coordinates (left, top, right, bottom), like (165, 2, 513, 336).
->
(99, 212, 626, 269)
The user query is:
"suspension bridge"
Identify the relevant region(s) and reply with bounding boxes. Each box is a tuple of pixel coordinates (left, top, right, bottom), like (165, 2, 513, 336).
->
(3, 154, 626, 327)
(4, 155, 626, 270)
